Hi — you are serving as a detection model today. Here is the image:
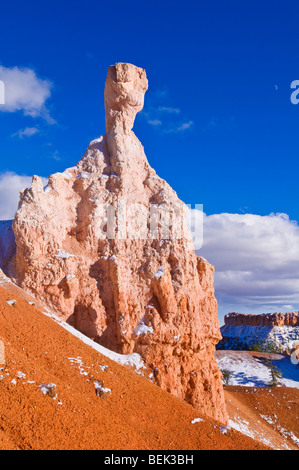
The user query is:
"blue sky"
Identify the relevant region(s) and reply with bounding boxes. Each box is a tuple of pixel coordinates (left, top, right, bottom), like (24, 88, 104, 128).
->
(1, 0, 299, 322)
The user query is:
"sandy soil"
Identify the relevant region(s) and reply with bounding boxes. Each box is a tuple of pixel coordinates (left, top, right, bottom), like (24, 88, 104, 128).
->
(225, 386, 299, 450)
(0, 285, 269, 451)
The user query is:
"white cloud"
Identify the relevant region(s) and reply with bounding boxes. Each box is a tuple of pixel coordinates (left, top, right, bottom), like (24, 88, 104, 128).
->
(0, 65, 54, 122)
(193, 211, 299, 322)
(162, 120, 194, 134)
(0, 172, 47, 220)
(12, 127, 40, 139)
(148, 119, 162, 126)
(176, 121, 193, 132)
(158, 106, 181, 114)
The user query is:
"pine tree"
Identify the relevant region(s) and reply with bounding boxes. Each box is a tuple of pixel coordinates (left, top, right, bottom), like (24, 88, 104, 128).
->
(265, 359, 282, 387)
(221, 369, 231, 387)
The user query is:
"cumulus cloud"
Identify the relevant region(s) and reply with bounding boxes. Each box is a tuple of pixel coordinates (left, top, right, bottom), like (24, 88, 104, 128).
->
(0, 65, 54, 122)
(193, 211, 299, 322)
(0, 172, 47, 220)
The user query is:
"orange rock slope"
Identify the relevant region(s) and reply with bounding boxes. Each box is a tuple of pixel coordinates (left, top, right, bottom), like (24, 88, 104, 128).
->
(0, 284, 268, 450)
(8, 62, 226, 422)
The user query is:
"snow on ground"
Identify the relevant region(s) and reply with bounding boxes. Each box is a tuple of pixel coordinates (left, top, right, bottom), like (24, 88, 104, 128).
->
(42, 308, 147, 375)
(134, 316, 154, 336)
(227, 416, 290, 450)
(219, 323, 299, 352)
(216, 350, 299, 388)
(191, 418, 204, 424)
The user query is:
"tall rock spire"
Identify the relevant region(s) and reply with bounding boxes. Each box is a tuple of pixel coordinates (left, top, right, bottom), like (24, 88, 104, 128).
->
(11, 63, 227, 423)
(104, 62, 148, 134)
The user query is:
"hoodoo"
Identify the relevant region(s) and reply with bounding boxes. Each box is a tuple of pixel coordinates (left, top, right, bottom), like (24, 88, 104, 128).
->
(10, 63, 227, 423)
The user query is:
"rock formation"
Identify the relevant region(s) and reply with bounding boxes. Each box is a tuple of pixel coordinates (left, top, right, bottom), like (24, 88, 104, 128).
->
(218, 312, 299, 352)
(10, 62, 227, 422)
(223, 312, 299, 328)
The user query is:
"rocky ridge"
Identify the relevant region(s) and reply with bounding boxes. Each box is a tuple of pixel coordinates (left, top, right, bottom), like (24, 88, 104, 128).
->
(224, 312, 299, 328)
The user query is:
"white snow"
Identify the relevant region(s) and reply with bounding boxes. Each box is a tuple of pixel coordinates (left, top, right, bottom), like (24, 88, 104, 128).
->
(76, 172, 91, 179)
(42, 308, 147, 375)
(39, 383, 57, 398)
(219, 425, 231, 435)
(277, 428, 299, 447)
(216, 350, 299, 388)
(220, 323, 299, 352)
(90, 136, 103, 147)
(258, 415, 299, 448)
(191, 418, 204, 424)
(16, 371, 26, 379)
(134, 316, 154, 336)
(68, 357, 90, 376)
(94, 380, 111, 395)
(109, 255, 118, 265)
(228, 418, 275, 448)
(53, 249, 75, 259)
(61, 169, 74, 180)
(153, 266, 164, 279)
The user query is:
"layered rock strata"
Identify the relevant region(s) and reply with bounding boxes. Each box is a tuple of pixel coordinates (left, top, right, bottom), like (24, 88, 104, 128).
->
(224, 312, 299, 328)
(10, 62, 227, 422)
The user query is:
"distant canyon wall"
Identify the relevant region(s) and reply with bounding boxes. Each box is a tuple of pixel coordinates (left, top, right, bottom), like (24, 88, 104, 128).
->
(224, 312, 299, 328)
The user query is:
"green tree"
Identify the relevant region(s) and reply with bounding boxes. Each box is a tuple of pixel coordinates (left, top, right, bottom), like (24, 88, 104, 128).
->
(265, 359, 282, 387)
(221, 369, 231, 387)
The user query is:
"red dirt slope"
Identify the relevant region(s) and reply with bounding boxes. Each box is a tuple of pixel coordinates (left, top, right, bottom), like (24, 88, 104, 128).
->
(225, 386, 299, 450)
(0, 285, 269, 450)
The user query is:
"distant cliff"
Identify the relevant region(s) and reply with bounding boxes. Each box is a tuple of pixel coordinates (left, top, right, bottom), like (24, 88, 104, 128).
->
(224, 312, 299, 328)
(218, 312, 299, 352)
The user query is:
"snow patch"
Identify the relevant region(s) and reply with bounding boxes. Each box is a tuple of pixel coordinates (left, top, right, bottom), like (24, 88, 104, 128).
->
(42, 309, 147, 375)
(191, 418, 204, 424)
(53, 249, 75, 259)
(134, 316, 154, 336)
(153, 266, 164, 279)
